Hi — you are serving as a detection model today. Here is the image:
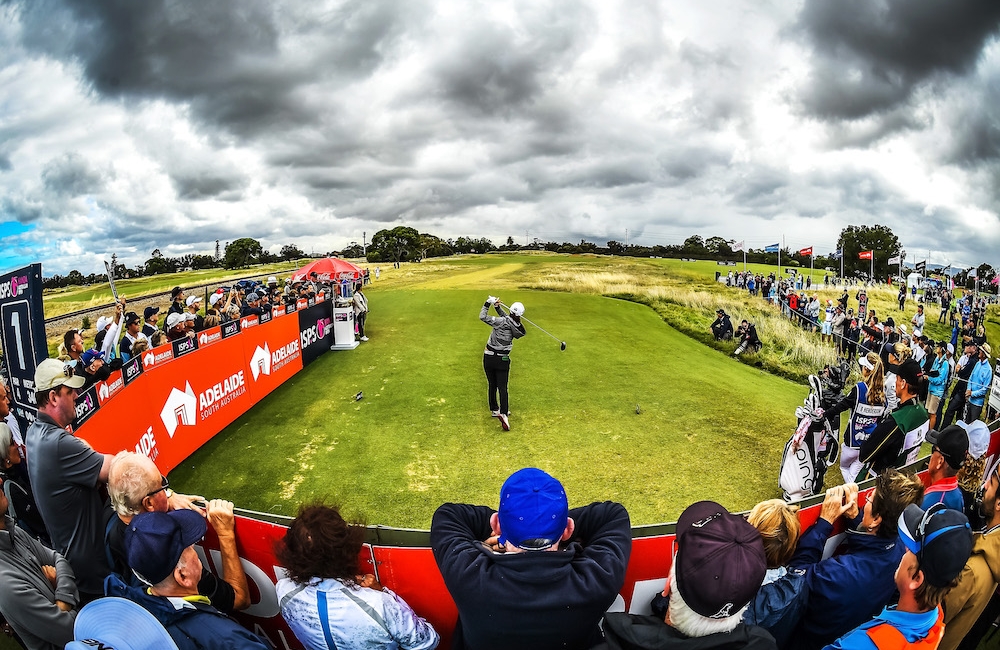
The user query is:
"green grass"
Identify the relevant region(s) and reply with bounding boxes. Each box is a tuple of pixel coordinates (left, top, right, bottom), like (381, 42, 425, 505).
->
(170, 284, 806, 528)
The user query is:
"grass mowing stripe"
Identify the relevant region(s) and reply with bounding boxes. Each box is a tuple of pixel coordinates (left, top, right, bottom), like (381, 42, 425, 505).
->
(170, 288, 805, 527)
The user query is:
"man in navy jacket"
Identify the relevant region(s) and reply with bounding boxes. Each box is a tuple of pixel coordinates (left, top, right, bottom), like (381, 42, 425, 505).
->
(431, 468, 631, 650)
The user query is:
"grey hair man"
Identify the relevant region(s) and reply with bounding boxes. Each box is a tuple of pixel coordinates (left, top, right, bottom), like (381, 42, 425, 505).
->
(106, 452, 249, 613)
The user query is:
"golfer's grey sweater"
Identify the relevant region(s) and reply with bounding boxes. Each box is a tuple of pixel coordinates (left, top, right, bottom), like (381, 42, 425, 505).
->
(480, 304, 526, 352)
(0, 516, 79, 650)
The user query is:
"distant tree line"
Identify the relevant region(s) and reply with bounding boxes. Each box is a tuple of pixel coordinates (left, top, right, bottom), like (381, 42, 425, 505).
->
(41, 224, 996, 293)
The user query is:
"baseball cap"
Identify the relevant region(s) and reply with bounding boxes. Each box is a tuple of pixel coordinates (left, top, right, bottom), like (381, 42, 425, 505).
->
(143, 306, 160, 320)
(165, 312, 185, 330)
(888, 359, 923, 386)
(898, 503, 973, 587)
(125, 510, 207, 586)
(956, 420, 990, 459)
(497, 468, 568, 550)
(95, 316, 109, 331)
(66, 597, 179, 650)
(246, 292, 260, 302)
(268, 276, 277, 285)
(509, 302, 525, 317)
(185, 295, 202, 307)
(208, 293, 223, 307)
(81, 349, 105, 367)
(947, 343, 955, 355)
(675, 501, 766, 619)
(926, 425, 969, 470)
(170, 286, 184, 299)
(124, 311, 140, 326)
(34, 358, 86, 391)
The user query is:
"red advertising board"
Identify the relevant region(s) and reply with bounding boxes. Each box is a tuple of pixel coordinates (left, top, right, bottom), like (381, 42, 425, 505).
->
(76, 312, 307, 474)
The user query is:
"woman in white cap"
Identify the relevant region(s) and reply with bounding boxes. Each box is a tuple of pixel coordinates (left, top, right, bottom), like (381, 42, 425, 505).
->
(480, 296, 525, 431)
(824, 352, 887, 482)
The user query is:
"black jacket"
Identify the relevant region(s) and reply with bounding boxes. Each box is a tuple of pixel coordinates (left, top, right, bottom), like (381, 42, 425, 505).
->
(430, 501, 631, 650)
(595, 613, 777, 650)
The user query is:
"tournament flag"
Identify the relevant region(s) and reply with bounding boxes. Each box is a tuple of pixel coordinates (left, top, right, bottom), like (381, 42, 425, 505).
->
(887, 255, 901, 265)
(732, 240, 745, 252)
(832, 249, 842, 259)
(859, 250, 873, 260)
(764, 243, 780, 253)
(799, 246, 813, 256)
(915, 260, 927, 274)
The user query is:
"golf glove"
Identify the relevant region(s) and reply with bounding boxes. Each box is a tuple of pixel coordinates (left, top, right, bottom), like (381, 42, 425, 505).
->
(486, 295, 498, 305)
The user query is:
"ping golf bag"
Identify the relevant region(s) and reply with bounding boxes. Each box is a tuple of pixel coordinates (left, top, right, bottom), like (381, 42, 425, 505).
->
(779, 374, 840, 502)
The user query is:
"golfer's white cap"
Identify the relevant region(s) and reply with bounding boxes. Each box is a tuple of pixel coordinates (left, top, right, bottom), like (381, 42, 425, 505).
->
(185, 295, 201, 307)
(510, 302, 525, 317)
(209, 293, 223, 307)
(96, 316, 109, 331)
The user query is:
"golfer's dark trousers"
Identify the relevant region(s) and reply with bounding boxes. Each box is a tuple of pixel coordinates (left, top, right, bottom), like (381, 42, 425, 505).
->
(483, 352, 511, 414)
(941, 393, 966, 429)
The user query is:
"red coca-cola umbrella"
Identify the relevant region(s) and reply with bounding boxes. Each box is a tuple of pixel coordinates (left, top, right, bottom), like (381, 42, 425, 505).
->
(291, 257, 364, 282)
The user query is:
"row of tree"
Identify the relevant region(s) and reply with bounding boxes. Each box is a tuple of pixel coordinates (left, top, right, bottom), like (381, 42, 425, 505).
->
(41, 225, 997, 293)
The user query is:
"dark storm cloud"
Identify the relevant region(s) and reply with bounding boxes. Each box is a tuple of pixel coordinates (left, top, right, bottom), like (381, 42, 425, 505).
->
(0, 153, 11, 171)
(40, 152, 105, 197)
(795, 0, 1000, 119)
(1, 195, 44, 223)
(944, 74, 1000, 167)
(11, 0, 419, 135)
(170, 170, 248, 201)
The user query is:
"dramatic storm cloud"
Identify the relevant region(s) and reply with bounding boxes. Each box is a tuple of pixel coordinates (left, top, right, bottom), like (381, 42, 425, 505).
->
(0, 0, 998, 275)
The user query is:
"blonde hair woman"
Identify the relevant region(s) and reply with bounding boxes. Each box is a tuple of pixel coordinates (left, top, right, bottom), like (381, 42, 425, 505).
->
(824, 352, 888, 482)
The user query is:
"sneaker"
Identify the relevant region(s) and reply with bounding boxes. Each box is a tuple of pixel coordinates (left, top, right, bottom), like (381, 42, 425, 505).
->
(498, 413, 510, 431)
(361, 336, 369, 341)
(491, 410, 500, 417)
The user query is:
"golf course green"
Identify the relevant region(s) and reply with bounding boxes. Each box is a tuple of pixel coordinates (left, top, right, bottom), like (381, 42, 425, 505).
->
(170, 255, 810, 527)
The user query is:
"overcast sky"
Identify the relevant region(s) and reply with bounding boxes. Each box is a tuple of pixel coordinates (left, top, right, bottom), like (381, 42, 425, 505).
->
(1, 0, 998, 276)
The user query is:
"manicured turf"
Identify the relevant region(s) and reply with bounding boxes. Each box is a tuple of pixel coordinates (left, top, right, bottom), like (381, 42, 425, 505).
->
(170, 282, 807, 528)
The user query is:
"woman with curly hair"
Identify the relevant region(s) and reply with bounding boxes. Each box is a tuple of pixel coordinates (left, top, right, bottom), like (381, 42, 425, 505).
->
(824, 352, 888, 482)
(276, 504, 439, 650)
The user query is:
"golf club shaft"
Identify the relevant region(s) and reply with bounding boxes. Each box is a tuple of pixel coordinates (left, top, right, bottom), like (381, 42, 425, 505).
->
(497, 301, 563, 343)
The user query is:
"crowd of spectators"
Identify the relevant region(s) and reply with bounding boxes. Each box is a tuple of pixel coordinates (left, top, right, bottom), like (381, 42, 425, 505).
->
(0, 265, 997, 648)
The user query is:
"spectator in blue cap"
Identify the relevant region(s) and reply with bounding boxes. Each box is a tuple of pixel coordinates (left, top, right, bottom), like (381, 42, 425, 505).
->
(430, 467, 631, 649)
(105, 510, 270, 650)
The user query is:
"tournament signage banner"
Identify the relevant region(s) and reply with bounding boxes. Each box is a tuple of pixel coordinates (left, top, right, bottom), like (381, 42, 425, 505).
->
(297, 300, 334, 366)
(0, 264, 47, 431)
(76, 309, 311, 474)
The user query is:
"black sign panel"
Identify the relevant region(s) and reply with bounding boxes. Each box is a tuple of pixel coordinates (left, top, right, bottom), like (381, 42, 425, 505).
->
(259, 310, 272, 324)
(122, 356, 144, 386)
(71, 384, 100, 430)
(0, 264, 47, 432)
(297, 301, 334, 366)
(220, 319, 241, 339)
(171, 335, 199, 359)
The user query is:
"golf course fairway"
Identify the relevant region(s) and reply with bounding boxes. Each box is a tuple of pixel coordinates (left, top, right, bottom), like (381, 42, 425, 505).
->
(170, 265, 809, 528)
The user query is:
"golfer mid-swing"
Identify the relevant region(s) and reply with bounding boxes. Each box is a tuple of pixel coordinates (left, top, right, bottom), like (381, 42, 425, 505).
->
(481, 296, 525, 431)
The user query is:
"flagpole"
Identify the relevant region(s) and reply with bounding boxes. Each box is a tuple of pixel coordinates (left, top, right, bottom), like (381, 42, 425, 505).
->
(870, 255, 874, 285)
(743, 249, 746, 273)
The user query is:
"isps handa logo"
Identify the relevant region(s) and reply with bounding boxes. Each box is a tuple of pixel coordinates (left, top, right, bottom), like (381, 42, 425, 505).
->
(0, 274, 28, 300)
(159, 382, 197, 438)
(300, 317, 332, 348)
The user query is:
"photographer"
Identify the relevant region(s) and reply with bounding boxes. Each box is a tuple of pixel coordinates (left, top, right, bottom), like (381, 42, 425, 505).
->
(733, 320, 760, 356)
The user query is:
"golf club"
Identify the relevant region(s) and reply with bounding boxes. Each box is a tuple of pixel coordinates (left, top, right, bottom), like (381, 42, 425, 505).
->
(497, 300, 567, 350)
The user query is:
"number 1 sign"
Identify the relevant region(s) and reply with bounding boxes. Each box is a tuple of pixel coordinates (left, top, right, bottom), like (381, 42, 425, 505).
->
(0, 264, 48, 431)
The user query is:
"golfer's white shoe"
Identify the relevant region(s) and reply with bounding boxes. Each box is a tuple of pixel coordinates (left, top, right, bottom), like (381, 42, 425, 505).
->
(491, 410, 500, 417)
(498, 413, 510, 431)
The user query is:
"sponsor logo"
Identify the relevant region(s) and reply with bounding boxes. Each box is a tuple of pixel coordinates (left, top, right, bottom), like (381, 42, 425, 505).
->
(74, 390, 97, 421)
(173, 336, 197, 357)
(270, 340, 300, 373)
(124, 357, 143, 383)
(250, 344, 271, 380)
(198, 328, 222, 347)
(240, 316, 259, 330)
(96, 372, 124, 405)
(221, 320, 241, 339)
(160, 382, 197, 438)
(143, 346, 174, 369)
(199, 371, 247, 419)
(296, 298, 308, 310)
(0, 274, 28, 300)
(135, 427, 159, 461)
(300, 317, 332, 348)
(259, 310, 272, 324)
(273, 305, 286, 317)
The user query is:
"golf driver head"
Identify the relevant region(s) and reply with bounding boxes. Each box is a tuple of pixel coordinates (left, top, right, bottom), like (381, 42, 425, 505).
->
(560, 341, 566, 351)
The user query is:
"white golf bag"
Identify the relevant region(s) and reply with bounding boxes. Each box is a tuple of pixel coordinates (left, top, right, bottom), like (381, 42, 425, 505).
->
(779, 375, 840, 502)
